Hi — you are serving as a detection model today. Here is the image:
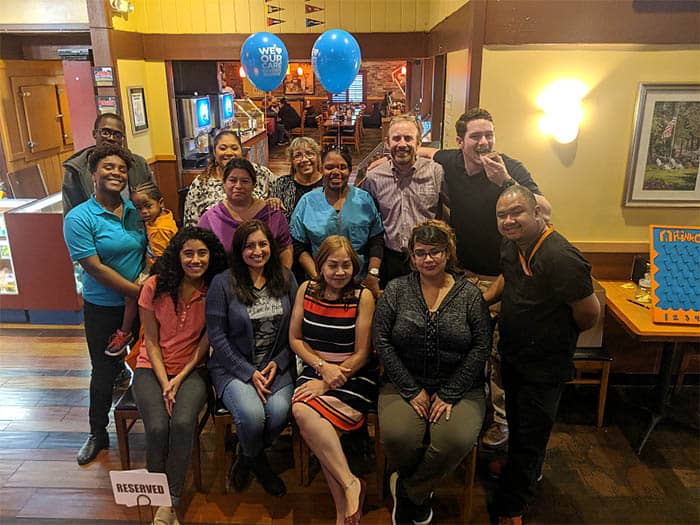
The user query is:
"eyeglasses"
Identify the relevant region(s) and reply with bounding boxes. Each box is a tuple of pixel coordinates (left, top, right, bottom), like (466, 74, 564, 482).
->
(412, 248, 446, 260)
(97, 128, 125, 141)
(292, 150, 317, 160)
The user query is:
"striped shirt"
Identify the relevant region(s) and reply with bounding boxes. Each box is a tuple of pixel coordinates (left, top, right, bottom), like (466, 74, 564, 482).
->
(362, 157, 447, 252)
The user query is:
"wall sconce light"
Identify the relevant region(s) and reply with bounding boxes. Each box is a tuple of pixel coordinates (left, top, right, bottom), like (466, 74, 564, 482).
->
(239, 66, 247, 78)
(297, 66, 304, 76)
(400, 65, 407, 76)
(537, 79, 587, 144)
(110, 0, 134, 14)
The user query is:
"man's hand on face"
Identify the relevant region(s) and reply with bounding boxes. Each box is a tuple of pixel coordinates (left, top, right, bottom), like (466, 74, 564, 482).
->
(481, 152, 511, 187)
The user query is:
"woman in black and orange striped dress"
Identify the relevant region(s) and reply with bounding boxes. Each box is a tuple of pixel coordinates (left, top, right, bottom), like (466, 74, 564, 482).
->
(290, 235, 376, 525)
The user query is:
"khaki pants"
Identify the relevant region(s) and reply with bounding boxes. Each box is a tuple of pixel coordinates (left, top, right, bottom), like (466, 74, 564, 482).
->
(378, 382, 485, 504)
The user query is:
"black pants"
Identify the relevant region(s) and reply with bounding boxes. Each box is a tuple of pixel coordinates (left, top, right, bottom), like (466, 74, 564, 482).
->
(494, 360, 564, 517)
(84, 301, 126, 436)
(379, 248, 411, 289)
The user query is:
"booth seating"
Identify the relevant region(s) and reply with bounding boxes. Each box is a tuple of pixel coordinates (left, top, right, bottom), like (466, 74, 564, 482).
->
(113, 387, 209, 491)
(295, 412, 478, 523)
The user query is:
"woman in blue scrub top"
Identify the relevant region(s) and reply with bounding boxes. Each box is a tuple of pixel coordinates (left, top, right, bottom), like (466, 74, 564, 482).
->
(289, 147, 384, 299)
(63, 145, 147, 466)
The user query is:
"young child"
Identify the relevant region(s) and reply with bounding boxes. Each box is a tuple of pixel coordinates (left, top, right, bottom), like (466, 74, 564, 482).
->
(105, 181, 178, 356)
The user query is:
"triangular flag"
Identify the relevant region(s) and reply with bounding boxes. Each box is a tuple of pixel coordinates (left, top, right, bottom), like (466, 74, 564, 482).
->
(305, 4, 323, 13)
(267, 17, 284, 26)
(305, 17, 323, 27)
(267, 4, 284, 14)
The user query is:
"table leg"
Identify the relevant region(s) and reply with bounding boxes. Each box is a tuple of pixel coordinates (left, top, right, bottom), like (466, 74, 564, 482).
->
(636, 341, 678, 454)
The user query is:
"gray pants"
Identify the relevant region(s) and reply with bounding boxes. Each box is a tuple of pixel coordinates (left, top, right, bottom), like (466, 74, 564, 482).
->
(132, 366, 209, 505)
(378, 382, 485, 504)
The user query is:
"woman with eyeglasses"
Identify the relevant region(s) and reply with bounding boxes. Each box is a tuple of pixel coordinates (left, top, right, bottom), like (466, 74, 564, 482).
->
(269, 137, 324, 223)
(373, 220, 491, 525)
(183, 130, 277, 227)
(289, 147, 384, 298)
(198, 157, 293, 269)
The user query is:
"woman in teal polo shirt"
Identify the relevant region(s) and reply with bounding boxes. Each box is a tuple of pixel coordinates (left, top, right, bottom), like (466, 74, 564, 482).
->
(63, 145, 147, 466)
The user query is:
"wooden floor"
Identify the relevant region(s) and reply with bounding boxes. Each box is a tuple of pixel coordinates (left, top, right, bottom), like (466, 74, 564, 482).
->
(0, 322, 698, 524)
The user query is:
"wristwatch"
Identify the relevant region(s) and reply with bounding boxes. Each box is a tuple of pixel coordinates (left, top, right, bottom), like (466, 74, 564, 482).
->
(368, 268, 380, 278)
(501, 178, 516, 189)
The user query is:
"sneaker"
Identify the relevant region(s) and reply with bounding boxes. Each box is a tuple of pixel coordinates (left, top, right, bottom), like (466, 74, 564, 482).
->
(390, 472, 415, 525)
(152, 506, 180, 525)
(113, 365, 132, 392)
(105, 329, 133, 357)
(482, 423, 509, 448)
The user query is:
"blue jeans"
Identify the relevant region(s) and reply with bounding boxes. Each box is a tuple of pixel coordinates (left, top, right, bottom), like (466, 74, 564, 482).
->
(221, 378, 292, 457)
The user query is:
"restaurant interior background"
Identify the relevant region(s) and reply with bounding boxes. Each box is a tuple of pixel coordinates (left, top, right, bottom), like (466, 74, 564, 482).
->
(0, 0, 698, 374)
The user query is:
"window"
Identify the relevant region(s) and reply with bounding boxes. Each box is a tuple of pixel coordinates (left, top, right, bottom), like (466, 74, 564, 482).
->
(331, 73, 364, 104)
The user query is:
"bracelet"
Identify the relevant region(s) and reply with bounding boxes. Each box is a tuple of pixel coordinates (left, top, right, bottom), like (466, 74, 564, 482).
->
(315, 359, 324, 373)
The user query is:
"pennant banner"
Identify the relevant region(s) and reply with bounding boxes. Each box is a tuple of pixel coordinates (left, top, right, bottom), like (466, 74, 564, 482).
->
(305, 17, 323, 27)
(305, 4, 323, 13)
(267, 4, 284, 14)
(267, 17, 284, 26)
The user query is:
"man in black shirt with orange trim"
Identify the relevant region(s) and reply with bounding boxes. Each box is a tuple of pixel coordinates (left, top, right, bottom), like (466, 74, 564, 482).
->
(484, 186, 599, 525)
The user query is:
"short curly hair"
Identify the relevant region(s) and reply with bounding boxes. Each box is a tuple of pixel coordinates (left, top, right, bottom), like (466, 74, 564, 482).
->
(152, 227, 228, 311)
(408, 219, 462, 274)
(87, 145, 133, 174)
(287, 137, 321, 175)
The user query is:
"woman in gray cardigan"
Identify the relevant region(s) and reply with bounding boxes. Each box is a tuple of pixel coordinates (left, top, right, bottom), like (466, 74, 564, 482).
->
(373, 220, 491, 525)
(206, 219, 297, 497)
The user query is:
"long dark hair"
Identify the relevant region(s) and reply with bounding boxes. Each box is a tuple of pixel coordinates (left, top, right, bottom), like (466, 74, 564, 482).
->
(152, 227, 228, 310)
(201, 130, 242, 181)
(309, 235, 361, 304)
(228, 219, 289, 306)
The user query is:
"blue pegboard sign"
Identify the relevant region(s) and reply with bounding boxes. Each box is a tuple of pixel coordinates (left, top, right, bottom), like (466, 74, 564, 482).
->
(650, 225, 700, 325)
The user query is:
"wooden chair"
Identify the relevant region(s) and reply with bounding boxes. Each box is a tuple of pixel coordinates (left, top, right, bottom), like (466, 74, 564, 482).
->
(568, 346, 613, 428)
(7, 165, 48, 199)
(114, 387, 209, 491)
(295, 412, 478, 522)
(340, 118, 362, 153)
(316, 115, 337, 147)
(675, 347, 700, 393)
(288, 100, 305, 138)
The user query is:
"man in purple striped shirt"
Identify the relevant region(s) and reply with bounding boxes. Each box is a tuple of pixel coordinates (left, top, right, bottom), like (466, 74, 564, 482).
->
(362, 115, 449, 288)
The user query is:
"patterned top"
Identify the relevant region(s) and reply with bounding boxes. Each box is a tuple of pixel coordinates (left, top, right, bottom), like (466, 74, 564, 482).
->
(269, 174, 323, 222)
(183, 162, 274, 227)
(302, 288, 360, 364)
(362, 157, 448, 252)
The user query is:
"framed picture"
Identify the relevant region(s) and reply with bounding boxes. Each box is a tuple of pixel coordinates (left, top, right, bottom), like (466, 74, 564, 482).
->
(127, 86, 149, 134)
(624, 83, 700, 207)
(284, 63, 314, 95)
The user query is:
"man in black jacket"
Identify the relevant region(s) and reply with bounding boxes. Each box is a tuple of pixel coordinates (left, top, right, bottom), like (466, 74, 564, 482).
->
(274, 98, 301, 145)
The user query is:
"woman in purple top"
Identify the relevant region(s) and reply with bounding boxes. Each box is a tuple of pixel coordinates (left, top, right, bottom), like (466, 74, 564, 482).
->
(199, 157, 293, 268)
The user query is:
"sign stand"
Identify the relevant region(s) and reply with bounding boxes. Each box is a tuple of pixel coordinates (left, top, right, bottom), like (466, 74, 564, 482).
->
(110, 469, 172, 523)
(136, 495, 154, 525)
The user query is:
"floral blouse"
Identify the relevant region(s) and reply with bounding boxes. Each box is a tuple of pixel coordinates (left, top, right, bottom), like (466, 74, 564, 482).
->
(183, 162, 274, 227)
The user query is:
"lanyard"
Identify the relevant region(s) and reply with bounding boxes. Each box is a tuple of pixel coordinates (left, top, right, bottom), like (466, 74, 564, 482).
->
(518, 226, 554, 277)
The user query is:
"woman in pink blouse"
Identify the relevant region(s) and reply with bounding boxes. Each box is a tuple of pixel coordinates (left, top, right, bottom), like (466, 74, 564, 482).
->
(131, 227, 227, 525)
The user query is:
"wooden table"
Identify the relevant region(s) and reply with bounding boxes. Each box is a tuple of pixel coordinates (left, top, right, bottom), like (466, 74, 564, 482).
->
(598, 280, 699, 453)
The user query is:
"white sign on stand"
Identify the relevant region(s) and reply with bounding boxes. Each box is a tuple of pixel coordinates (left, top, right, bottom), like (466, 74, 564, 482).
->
(110, 469, 172, 507)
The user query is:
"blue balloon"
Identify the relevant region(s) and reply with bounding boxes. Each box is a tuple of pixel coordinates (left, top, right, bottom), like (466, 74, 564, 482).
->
(312, 30, 362, 94)
(240, 32, 288, 92)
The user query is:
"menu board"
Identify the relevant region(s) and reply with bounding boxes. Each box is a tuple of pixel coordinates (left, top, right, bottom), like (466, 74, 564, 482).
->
(650, 225, 700, 325)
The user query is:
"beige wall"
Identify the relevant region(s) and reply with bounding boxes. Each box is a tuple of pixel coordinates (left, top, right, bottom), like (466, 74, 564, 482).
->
(0, 0, 87, 25)
(443, 49, 469, 147)
(113, 0, 468, 33)
(479, 45, 700, 247)
(116, 59, 174, 160)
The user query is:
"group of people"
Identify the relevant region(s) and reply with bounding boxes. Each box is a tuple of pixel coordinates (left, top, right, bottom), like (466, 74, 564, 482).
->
(62, 107, 599, 525)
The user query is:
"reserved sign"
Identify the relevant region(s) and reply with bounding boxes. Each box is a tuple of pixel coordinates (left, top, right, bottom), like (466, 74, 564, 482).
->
(109, 469, 172, 507)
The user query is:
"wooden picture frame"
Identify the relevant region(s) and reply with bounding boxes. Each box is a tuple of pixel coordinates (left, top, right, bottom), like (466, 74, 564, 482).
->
(624, 83, 700, 207)
(127, 86, 149, 134)
(284, 63, 314, 95)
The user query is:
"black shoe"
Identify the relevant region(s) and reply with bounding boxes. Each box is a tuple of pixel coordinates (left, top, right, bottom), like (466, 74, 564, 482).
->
(390, 472, 415, 525)
(251, 451, 286, 496)
(229, 450, 253, 492)
(77, 433, 109, 465)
